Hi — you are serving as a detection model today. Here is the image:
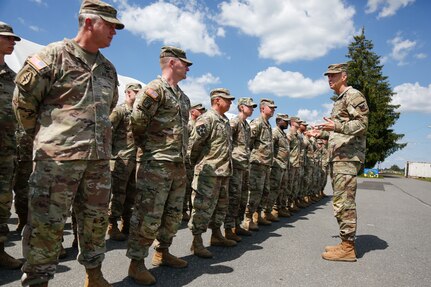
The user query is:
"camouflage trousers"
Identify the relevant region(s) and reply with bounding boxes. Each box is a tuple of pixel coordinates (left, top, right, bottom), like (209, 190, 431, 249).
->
(265, 166, 286, 213)
(108, 159, 137, 222)
(303, 165, 313, 196)
(0, 155, 16, 243)
(13, 160, 32, 216)
(127, 161, 186, 260)
(22, 160, 111, 284)
(246, 163, 270, 214)
(274, 167, 290, 210)
(289, 166, 300, 199)
(330, 161, 361, 242)
(183, 163, 193, 212)
(224, 166, 247, 229)
(238, 169, 249, 226)
(188, 175, 229, 234)
(320, 165, 329, 191)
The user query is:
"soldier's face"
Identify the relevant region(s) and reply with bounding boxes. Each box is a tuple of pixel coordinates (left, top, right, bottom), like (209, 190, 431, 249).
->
(172, 58, 189, 81)
(218, 97, 232, 113)
(242, 105, 254, 117)
(263, 105, 275, 118)
(0, 35, 16, 55)
(91, 18, 116, 49)
(327, 72, 346, 92)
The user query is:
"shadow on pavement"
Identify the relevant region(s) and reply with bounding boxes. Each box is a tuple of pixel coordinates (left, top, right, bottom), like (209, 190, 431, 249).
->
(356, 234, 388, 259)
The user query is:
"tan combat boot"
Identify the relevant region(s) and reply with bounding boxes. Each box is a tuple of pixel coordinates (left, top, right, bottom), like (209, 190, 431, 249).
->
(152, 248, 188, 268)
(234, 225, 252, 236)
(289, 200, 300, 212)
(243, 215, 259, 231)
(321, 240, 357, 262)
(16, 212, 27, 233)
(254, 211, 271, 226)
(84, 265, 112, 287)
(128, 259, 156, 285)
(0, 242, 23, 269)
(278, 208, 291, 218)
(210, 228, 237, 247)
(191, 234, 213, 258)
(225, 228, 242, 242)
(267, 210, 280, 222)
(107, 220, 126, 241)
(324, 242, 342, 252)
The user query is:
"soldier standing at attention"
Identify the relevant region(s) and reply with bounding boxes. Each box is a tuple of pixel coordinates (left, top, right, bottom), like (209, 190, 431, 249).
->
(183, 103, 207, 222)
(188, 88, 236, 258)
(267, 113, 290, 221)
(0, 21, 23, 270)
(107, 83, 142, 241)
(224, 97, 257, 241)
(13, 0, 123, 285)
(244, 99, 276, 230)
(287, 117, 301, 213)
(127, 46, 191, 285)
(311, 63, 369, 262)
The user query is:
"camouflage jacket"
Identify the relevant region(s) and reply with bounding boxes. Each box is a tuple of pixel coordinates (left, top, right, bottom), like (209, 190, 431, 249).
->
(13, 39, 119, 161)
(272, 126, 289, 169)
(230, 115, 251, 170)
(304, 135, 314, 166)
(110, 102, 136, 160)
(249, 115, 273, 166)
(0, 63, 17, 156)
(322, 87, 369, 163)
(189, 108, 232, 177)
(287, 128, 300, 168)
(298, 131, 307, 167)
(132, 77, 190, 163)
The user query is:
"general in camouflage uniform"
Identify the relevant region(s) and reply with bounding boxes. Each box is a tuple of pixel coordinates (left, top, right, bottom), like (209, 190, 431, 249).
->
(183, 103, 206, 222)
(314, 63, 369, 262)
(287, 116, 302, 212)
(188, 88, 236, 258)
(224, 97, 257, 241)
(268, 113, 291, 220)
(244, 98, 276, 230)
(13, 1, 124, 285)
(107, 82, 141, 241)
(0, 21, 23, 270)
(127, 46, 192, 285)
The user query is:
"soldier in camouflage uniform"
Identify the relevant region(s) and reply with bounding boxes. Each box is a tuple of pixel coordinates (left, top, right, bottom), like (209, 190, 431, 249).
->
(183, 103, 206, 222)
(267, 113, 290, 221)
(224, 97, 257, 241)
(287, 117, 301, 212)
(297, 121, 309, 207)
(13, 1, 124, 285)
(0, 21, 23, 270)
(244, 98, 276, 230)
(301, 122, 314, 205)
(319, 139, 330, 197)
(107, 83, 141, 241)
(127, 46, 191, 285)
(311, 63, 369, 262)
(188, 88, 236, 258)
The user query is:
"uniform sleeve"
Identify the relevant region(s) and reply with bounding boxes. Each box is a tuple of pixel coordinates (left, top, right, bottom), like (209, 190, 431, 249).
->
(334, 91, 369, 136)
(272, 130, 279, 158)
(131, 83, 161, 146)
(189, 116, 211, 166)
(13, 54, 53, 138)
(109, 106, 122, 134)
(230, 118, 239, 140)
(110, 77, 119, 113)
(249, 119, 261, 150)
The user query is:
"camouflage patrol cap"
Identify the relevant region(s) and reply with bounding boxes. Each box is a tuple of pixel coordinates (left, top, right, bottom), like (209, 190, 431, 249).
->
(210, 88, 235, 100)
(0, 21, 21, 41)
(324, 63, 347, 76)
(190, 103, 206, 111)
(125, 82, 142, 92)
(160, 46, 193, 66)
(300, 121, 308, 126)
(260, 98, 277, 108)
(79, 0, 124, 30)
(238, 97, 257, 108)
(289, 116, 301, 123)
(276, 113, 289, 121)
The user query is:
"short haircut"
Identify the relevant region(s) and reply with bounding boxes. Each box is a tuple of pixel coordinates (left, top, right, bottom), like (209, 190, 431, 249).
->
(78, 13, 100, 28)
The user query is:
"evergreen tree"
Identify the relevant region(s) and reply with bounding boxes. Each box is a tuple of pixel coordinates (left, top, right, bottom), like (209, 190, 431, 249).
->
(346, 28, 406, 168)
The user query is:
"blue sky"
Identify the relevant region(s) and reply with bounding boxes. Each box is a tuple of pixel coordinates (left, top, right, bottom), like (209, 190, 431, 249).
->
(1, 0, 430, 169)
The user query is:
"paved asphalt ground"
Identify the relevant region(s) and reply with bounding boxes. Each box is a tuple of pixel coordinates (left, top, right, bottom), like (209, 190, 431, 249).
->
(1, 175, 430, 287)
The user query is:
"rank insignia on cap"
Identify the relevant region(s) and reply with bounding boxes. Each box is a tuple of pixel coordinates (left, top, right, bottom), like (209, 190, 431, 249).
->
(28, 55, 48, 71)
(145, 88, 159, 101)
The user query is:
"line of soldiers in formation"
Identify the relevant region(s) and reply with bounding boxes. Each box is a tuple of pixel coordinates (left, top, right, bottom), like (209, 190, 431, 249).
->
(1, 0, 368, 286)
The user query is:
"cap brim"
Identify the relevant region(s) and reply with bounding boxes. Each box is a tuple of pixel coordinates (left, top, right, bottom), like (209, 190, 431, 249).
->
(100, 15, 125, 30)
(0, 32, 21, 41)
(324, 70, 341, 76)
(179, 57, 193, 66)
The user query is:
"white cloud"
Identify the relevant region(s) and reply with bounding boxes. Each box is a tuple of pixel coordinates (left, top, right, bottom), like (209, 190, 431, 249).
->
(366, 0, 414, 18)
(218, 0, 356, 63)
(17, 17, 43, 33)
(415, 53, 427, 59)
(117, 0, 221, 56)
(295, 102, 332, 126)
(180, 73, 220, 108)
(30, 0, 47, 6)
(392, 82, 431, 113)
(427, 134, 431, 140)
(388, 35, 416, 65)
(247, 67, 330, 98)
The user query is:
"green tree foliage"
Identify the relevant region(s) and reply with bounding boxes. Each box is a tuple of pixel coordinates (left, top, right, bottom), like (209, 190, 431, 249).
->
(346, 28, 406, 168)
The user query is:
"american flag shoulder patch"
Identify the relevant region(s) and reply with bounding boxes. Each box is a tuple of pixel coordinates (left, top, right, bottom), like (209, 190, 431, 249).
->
(28, 55, 48, 72)
(145, 88, 160, 101)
